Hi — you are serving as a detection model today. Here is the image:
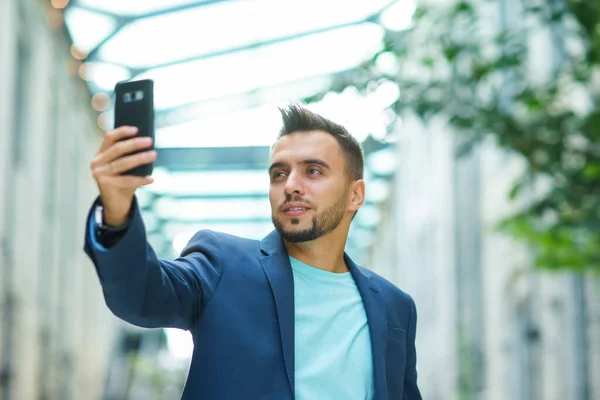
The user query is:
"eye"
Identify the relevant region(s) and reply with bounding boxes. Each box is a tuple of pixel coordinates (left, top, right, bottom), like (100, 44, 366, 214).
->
(308, 168, 321, 175)
(271, 171, 286, 180)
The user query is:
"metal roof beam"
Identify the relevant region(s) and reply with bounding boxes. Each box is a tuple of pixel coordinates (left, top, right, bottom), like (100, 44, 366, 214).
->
(154, 139, 391, 170)
(147, 192, 269, 201)
(155, 146, 271, 170)
(122, 19, 369, 75)
(72, 0, 231, 59)
(154, 69, 361, 129)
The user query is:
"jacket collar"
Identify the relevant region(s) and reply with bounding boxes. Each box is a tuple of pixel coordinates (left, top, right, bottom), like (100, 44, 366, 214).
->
(259, 229, 389, 400)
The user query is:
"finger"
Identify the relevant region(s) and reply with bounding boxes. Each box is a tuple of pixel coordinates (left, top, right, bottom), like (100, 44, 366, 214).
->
(96, 174, 154, 191)
(98, 126, 139, 154)
(91, 150, 156, 178)
(110, 175, 154, 189)
(102, 136, 154, 165)
(109, 150, 158, 176)
(92, 136, 153, 170)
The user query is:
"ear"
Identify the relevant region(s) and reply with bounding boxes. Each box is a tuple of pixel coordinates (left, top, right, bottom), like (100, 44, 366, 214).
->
(347, 179, 366, 212)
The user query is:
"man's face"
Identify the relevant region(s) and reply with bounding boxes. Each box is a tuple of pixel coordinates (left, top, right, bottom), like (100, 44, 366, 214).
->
(268, 130, 352, 243)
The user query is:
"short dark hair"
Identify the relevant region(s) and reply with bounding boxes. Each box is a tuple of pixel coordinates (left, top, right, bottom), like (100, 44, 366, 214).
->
(276, 104, 364, 182)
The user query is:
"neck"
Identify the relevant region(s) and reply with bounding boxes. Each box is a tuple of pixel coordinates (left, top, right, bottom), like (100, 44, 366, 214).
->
(283, 228, 349, 273)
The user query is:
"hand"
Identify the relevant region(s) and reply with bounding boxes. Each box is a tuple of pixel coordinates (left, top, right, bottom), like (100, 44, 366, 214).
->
(90, 126, 157, 226)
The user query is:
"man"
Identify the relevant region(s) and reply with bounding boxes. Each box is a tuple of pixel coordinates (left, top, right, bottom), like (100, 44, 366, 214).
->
(85, 104, 422, 399)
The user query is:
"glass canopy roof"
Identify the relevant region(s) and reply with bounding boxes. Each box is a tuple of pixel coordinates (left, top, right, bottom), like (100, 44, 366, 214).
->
(63, 0, 414, 269)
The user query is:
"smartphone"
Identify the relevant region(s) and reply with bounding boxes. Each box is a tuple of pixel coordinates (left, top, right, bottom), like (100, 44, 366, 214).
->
(113, 79, 155, 176)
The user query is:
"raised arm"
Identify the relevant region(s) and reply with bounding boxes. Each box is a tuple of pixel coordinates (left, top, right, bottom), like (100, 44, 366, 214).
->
(84, 126, 223, 330)
(84, 198, 223, 330)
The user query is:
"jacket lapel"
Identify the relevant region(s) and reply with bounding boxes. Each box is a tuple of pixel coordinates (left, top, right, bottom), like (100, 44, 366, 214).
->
(259, 231, 295, 397)
(258, 231, 388, 400)
(346, 254, 388, 400)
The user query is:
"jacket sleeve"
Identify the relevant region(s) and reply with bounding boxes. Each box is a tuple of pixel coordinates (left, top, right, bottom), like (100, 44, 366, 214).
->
(83, 196, 223, 331)
(403, 296, 422, 399)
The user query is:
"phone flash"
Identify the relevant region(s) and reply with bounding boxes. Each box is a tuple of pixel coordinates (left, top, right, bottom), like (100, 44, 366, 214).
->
(123, 90, 144, 103)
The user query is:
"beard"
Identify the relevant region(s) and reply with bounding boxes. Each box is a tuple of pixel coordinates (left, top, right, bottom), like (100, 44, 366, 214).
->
(272, 193, 347, 243)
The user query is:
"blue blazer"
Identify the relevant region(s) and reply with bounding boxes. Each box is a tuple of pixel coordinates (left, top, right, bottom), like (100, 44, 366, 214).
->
(85, 200, 422, 399)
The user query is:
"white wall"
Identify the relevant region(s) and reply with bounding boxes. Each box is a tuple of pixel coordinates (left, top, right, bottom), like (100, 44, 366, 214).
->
(367, 0, 600, 397)
(0, 1, 120, 399)
(370, 115, 460, 400)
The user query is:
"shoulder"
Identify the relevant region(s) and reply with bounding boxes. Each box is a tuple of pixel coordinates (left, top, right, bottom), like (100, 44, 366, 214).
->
(186, 229, 260, 249)
(184, 229, 261, 256)
(358, 266, 416, 324)
(359, 267, 414, 303)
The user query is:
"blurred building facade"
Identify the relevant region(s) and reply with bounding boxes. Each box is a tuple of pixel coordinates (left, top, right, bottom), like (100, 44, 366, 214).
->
(368, 0, 600, 399)
(0, 1, 120, 399)
(370, 116, 600, 400)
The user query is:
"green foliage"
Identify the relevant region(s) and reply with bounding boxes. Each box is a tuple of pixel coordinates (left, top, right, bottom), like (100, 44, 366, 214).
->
(339, 0, 600, 271)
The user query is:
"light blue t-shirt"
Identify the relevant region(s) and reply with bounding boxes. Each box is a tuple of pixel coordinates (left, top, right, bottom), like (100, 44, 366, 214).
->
(289, 256, 374, 400)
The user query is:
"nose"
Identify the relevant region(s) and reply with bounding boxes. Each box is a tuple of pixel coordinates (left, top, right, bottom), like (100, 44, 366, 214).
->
(283, 170, 304, 196)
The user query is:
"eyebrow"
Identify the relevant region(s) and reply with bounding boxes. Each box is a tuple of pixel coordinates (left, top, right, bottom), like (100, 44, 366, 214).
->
(268, 158, 331, 175)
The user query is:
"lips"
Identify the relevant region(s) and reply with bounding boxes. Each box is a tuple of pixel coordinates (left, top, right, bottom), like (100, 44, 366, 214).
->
(282, 202, 310, 216)
(282, 202, 310, 212)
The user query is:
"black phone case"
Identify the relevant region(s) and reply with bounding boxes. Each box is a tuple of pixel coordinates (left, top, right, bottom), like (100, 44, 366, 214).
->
(113, 79, 155, 176)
